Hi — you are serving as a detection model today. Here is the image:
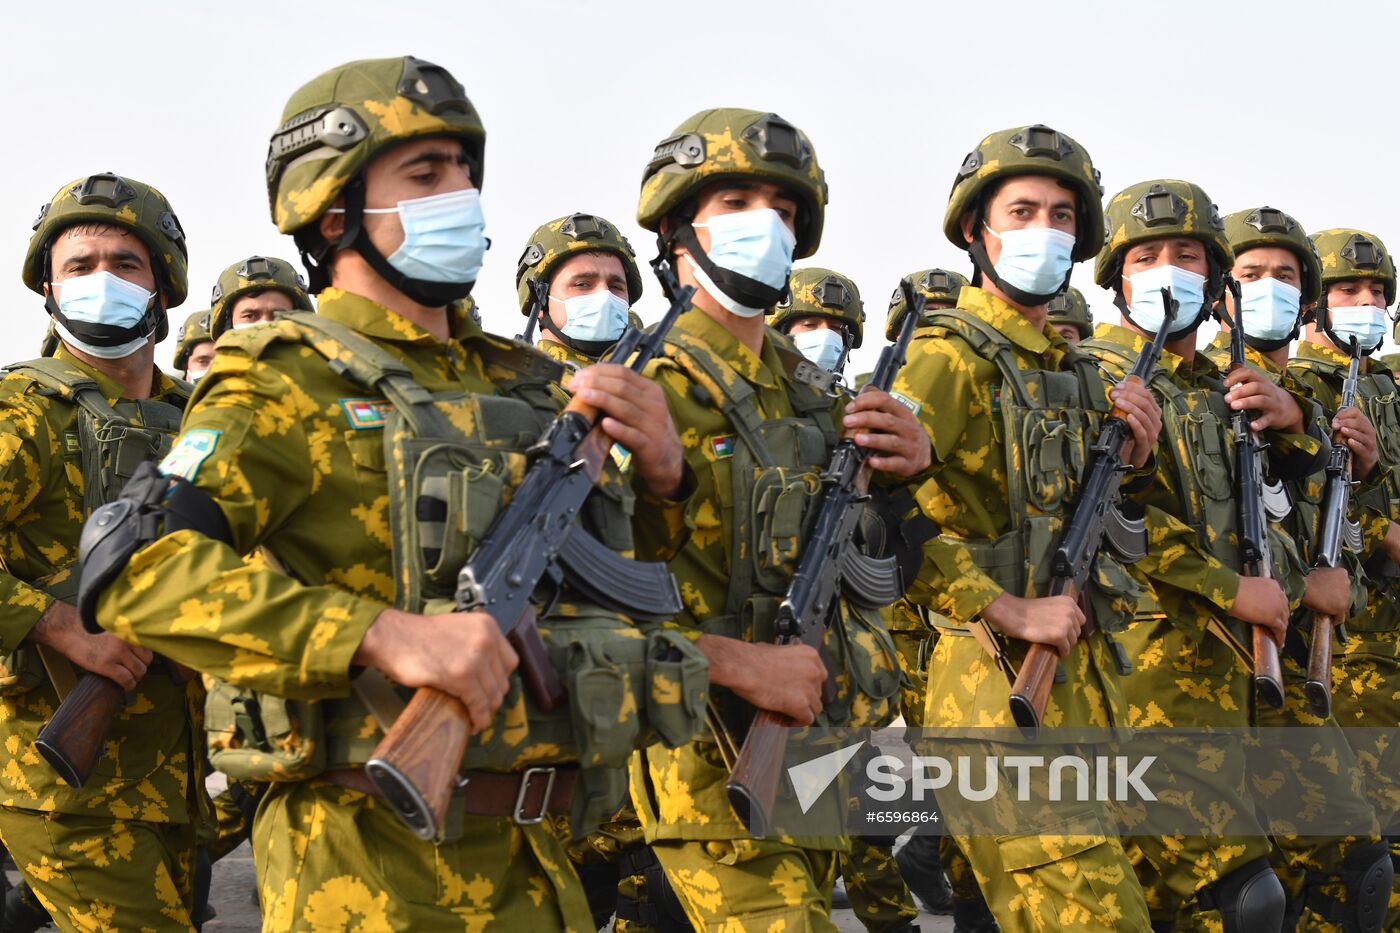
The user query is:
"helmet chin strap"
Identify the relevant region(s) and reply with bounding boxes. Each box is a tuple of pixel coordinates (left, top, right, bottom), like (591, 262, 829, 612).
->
(670, 223, 788, 311)
(339, 178, 476, 308)
(43, 287, 162, 349)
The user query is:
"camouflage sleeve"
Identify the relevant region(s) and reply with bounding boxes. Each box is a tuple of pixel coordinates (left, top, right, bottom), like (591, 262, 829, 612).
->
(890, 340, 970, 467)
(631, 469, 694, 563)
(1137, 504, 1241, 621)
(906, 533, 1005, 624)
(1264, 393, 1327, 480)
(0, 393, 56, 651)
(1269, 524, 1307, 610)
(96, 346, 383, 699)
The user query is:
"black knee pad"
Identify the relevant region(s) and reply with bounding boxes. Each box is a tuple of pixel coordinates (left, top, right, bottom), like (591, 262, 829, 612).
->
(1305, 840, 1394, 933)
(1196, 855, 1285, 933)
(614, 846, 693, 932)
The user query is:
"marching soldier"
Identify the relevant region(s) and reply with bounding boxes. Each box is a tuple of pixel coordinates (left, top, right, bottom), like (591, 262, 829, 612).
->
(0, 173, 205, 930)
(1202, 206, 1395, 932)
(1045, 285, 1092, 345)
(173, 309, 216, 381)
(628, 107, 932, 930)
(897, 125, 1162, 932)
(82, 55, 712, 930)
(515, 213, 645, 374)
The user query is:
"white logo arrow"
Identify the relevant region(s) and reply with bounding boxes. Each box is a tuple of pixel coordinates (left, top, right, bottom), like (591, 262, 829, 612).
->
(789, 739, 865, 813)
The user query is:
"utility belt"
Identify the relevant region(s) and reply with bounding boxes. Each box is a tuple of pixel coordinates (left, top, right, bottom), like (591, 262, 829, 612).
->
(322, 764, 577, 826)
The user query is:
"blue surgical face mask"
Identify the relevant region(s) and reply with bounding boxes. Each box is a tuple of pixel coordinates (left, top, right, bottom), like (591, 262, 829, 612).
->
(54, 271, 155, 359)
(1328, 303, 1389, 353)
(1238, 277, 1301, 342)
(792, 327, 846, 371)
(982, 224, 1077, 297)
(1125, 264, 1207, 337)
(360, 188, 487, 284)
(554, 290, 630, 344)
(689, 208, 797, 317)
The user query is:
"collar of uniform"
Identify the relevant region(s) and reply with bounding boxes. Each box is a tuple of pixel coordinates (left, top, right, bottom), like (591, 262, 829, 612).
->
(676, 306, 781, 389)
(1090, 321, 1188, 379)
(1206, 331, 1281, 376)
(1295, 339, 1351, 369)
(51, 343, 180, 403)
(314, 287, 480, 346)
(957, 286, 1056, 358)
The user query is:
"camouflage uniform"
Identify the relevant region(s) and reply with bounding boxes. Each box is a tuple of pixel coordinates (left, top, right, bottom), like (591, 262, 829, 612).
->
(88, 57, 710, 933)
(0, 175, 206, 931)
(1087, 180, 1328, 932)
(207, 255, 313, 337)
(172, 309, 214, 380)
(899, 125, 1152, 933)
(628, 108, 905, 933)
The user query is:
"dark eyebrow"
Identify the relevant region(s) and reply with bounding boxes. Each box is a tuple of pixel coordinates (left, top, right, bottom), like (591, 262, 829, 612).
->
(567, 270, 600, 281)
(61, 247, 145, 266)
(397, 143, 467, 171)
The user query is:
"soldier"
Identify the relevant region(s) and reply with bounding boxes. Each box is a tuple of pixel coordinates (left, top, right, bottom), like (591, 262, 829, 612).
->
(1202, 206, 1395, 932)
(628, 107, 932, 931)
(82, 55, 713, 930)
(516, 213, 646, 373)
(894, 124, 1162, 932)
(767, 266, 865, 374)
(1288, 227, 1400, 917)
(1045, 285, 1092, 345)
(1084, 179, 1337, 931)
(0, 173, 205, 930)
(206, 255, 313, 336)
(173, 309, 216, 381)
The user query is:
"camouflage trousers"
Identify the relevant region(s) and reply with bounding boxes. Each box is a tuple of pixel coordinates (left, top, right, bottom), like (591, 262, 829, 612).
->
(839, 837, 918, 933)
(0, 806, 196, 932)
(253, 778, 593, 932)
(651, 836, 838, 932)
(888, 624, 932, 727)
(197, 780, 261, 863)
(1254, 643, 1394, 932)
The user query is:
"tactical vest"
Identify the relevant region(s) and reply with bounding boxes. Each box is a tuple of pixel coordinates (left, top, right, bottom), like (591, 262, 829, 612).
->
(662, 330, 901, 732)
(927, 312, 1141, 635)
(204, 313, 706, 833)
(0, 358, 187, 694)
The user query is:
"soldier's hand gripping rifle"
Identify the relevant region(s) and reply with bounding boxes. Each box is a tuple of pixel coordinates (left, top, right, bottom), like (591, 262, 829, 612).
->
(1305, 338, 1362, 717)
(1221, 277, 1285, 708)
(366, 262, 695, 840)
(1007, 289, 1175, 739)
(724, 281, 921, 837)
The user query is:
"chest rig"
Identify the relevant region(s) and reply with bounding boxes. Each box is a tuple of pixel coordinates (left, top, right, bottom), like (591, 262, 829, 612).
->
(663, 330, 900, 728)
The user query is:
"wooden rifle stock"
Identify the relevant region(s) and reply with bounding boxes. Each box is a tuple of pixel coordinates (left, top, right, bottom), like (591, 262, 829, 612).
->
(725, 708, 793, 837)
(1304, 614, 1334, 717)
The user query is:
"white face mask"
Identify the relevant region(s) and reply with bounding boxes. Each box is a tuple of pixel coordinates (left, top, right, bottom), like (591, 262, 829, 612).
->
(54, 271, 156, 359)
(1328, 304, 1390, 354)
(553, 290, 630, 343)
(791, 328, 846, 371)
(1125, 265, 1207, 337)
(687, 208, 797, 317)
(349, 188, 487, 284)
(1238, 277, 1302, 342)
(982, 224, 1077, 297)
(185, 367, 209, 382)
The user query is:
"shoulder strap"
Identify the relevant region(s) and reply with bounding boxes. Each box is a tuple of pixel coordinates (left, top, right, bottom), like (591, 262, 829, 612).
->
(665, 331, 779, 468)
(5, 357, 122, 424)
(924, 309, 1037, 408)
(283, 311, 452, 438)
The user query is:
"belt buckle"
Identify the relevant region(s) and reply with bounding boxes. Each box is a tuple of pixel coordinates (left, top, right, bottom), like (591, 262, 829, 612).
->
(513, 766, 557, 824)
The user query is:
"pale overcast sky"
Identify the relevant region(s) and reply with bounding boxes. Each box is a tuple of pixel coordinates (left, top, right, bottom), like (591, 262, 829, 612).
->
(4, 0, 1395, 375)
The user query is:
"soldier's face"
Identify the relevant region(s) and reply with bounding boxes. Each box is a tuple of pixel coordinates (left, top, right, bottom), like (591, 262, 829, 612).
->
(962, 175, 1077, 266)
(1327, 278, 1388, 308)
(358, 137, 475, 260)
(1120, 237, 1209, 303)
(785, 315, 845, 339)
(45, 225, 158, 299)
(1052, 323, 1082, 345)
(546, 252, 629, 329)
(185, 342, 216, 374)
(1232, 247, 1301, 290)
(230, 289, 294, 328)
(683, 181, 799, 256)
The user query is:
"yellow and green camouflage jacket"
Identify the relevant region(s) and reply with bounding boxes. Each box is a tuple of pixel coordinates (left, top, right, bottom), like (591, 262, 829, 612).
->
(95, 289, 695, 777)
(1289, 339, 1400, 634)
(1084, 324, 1323, 728)
(537, 337, 596, 375)
(0, 346, 205, 822)
(894, 287, 1142, 731)
(630, 306, 902, 845)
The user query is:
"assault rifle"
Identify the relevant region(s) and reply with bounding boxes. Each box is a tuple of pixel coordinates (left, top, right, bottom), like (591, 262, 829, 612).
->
(1305, 338, 1361, 717)
(724, 281, 919, 836)
(366, 262, 694, 840)
(517, 278, 548, 344)
(1221, 278, 1285, 709)
(1007, 289, 1174, 738)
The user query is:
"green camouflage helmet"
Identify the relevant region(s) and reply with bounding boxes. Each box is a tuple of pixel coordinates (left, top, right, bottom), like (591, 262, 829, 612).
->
(515, 213, 643, 315)
(22, 173, 190, 324)
(1094, 179, 1233, 288)
(172, 309, 214, 371)
(265, 56, 485, 233)
(208, 255, 314, 336)
(1222, 206, 1322, 305)
(885, 268, 968, 340)
(942, 125, 1104, 261)
(767, 267, 865, 347)
(1309, 228, 1396, 306)
(637, 108, 828, 258)
(1046, 286, 1092, 337)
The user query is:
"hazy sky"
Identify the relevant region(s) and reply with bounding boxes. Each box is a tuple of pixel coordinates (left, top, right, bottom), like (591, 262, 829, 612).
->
(4, 0, 1396, 375)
